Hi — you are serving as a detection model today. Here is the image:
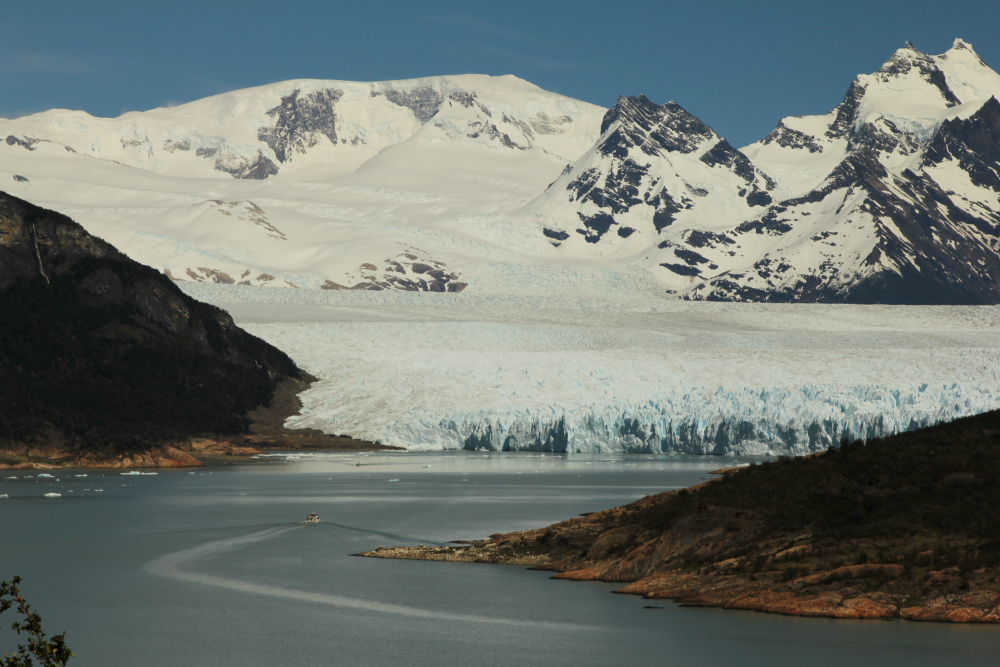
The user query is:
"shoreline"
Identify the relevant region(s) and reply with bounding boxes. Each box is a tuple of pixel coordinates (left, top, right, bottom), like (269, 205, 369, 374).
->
(0, 433, 400, 470)
(358, 517, 1000, 624)
(0, 377, 401, 471)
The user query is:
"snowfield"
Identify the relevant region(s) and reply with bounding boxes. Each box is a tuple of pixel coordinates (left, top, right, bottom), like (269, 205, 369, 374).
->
(184, 284, 1000, 454)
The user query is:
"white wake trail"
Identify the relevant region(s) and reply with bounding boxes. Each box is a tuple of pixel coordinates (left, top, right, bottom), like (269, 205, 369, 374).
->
(144, 526, 590, 630)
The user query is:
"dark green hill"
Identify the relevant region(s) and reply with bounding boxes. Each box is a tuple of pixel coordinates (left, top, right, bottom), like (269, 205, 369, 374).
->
(0, 190, 301, 455)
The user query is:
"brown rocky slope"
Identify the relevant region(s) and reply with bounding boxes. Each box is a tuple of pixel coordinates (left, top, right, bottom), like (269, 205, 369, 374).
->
(361, 409, 1000, 623)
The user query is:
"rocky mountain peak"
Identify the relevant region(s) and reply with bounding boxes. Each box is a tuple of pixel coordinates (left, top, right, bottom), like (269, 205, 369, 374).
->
(875, 44, 961, 107)
(598, 95, 715, 158)
(943, 38, 989, 69)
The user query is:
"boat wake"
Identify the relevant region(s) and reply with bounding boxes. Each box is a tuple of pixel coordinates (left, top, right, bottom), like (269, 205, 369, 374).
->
(143, 526, 590, 630)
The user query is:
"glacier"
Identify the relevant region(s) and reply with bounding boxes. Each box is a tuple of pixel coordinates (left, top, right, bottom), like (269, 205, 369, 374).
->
(6, 41, 1000, 455)
(183, 284, 1000, 454)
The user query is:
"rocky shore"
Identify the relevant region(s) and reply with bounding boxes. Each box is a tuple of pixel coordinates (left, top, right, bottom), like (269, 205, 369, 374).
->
(0, 431, 397, 470)
(359, 498, 1000, 623)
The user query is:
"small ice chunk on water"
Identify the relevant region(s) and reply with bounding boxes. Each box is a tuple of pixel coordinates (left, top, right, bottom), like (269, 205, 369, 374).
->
(388, 479, 400, 482)
(37, 473, 55, 478)
(0, 494, 8, 499)
(43, 493, 61, 498)
(75, 474, 88, 477)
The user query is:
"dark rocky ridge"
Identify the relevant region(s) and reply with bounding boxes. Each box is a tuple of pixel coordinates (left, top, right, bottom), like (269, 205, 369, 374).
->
(0, 191, 306, 455)
(599, 96, 715, 157)
(924, 96, 1000, 191)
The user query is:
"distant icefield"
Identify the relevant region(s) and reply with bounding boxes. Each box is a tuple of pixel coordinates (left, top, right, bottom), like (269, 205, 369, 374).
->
(184, 284, 1000, 454)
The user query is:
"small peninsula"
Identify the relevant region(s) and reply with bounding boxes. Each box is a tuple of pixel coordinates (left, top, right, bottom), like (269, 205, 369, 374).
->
(362, 408, 1000, 623)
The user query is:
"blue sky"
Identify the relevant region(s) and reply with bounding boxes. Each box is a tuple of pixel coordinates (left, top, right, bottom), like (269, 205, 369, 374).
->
(3, 0, 999, 147)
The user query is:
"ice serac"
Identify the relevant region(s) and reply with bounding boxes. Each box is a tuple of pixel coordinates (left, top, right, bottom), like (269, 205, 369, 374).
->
(443, 384, 984, 455)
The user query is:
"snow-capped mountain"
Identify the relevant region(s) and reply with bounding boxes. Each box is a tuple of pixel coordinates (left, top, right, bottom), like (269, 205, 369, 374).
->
(719, 39, 1000, 303)
(0, 74, 605, 292)
(524, 39, 1000, 303)
(2, 40, 1000, 303)
(520, 94, 777, 272)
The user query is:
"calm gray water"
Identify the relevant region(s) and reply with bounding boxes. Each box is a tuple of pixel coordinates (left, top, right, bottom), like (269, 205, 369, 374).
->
(2, 451, 999, 666)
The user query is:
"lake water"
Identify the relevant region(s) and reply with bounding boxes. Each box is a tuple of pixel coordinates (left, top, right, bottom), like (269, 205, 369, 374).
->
(2, 451, 998, 666)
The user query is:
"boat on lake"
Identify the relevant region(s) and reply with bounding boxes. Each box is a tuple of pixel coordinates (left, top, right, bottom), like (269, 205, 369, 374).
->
(306, 513, 321, 524)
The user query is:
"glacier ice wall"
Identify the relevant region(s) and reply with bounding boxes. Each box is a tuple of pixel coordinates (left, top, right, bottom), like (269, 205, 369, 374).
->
(183, 285, 1000, 455)
(447, 383, 980, 455)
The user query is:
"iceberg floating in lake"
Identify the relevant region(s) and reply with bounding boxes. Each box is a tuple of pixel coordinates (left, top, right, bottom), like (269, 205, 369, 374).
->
(43, 493, 61, 498)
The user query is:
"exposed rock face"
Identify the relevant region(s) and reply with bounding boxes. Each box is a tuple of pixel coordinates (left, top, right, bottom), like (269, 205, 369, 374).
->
(322, 250, 467, 292)
(924, 95, 1000, 190)
(436, 91, 537, 152)
(372, 87, 443, 123)
(0, 190, 303, 453)
(762, 122, 824, 153)
(213, 149, 280, 179)
(257, 88, 344, 163)
(6, 135, 38, 150)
